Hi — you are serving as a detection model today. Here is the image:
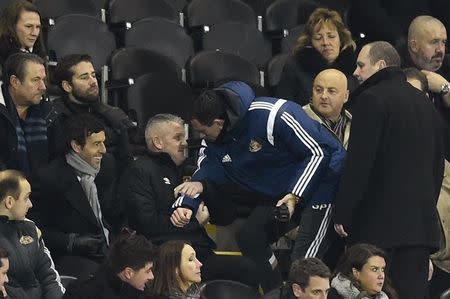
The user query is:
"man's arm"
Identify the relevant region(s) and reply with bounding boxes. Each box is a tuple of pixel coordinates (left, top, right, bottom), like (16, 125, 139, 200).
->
(33, 225, 65, 299)
(421, 70, 450, 106)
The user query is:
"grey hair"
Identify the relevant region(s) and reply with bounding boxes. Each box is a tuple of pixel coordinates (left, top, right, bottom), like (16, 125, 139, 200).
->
(144, 114, 184, 142)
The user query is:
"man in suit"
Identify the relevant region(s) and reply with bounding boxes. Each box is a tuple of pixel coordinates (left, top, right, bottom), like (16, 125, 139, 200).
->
(333, 41, 444, 299)
(31, 114, 121, 280)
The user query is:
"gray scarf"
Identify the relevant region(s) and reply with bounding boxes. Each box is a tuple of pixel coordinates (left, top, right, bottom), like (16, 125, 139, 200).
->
(331, 274, 389, 299)
(65, 150, 109, 245)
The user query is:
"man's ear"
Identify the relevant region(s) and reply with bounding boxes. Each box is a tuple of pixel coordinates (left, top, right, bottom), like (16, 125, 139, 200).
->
(152, 136, 164, 150)
(4, 195, 14, 209)
(344, 90, 349, 103)
(10, 75, 20, 89)
(70, 140, 82, 153)
(62, 80, 73, 93)
(292, 283, 303, 298)
(409, 39, 419, 53)
(123, 267, 134, 280)
(377, 60, 387, 70)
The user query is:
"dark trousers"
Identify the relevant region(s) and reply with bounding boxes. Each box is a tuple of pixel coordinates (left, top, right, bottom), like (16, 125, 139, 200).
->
(387, 246, 429, 299)
(55, 255, 100, 280)
(291, 204, 339, 260)
(206, 190, 287, 292)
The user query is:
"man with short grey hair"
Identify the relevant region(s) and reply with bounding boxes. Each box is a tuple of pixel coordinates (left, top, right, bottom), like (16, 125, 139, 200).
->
(333, 41, 444, 299)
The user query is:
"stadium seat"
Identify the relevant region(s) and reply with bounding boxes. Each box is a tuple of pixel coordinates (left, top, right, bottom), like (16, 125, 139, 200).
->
(188, 50, 261, 87)
(200, 280, 260, 299)
(265, 0, 318, 32)
(267, 53, 289, 94)
(47, 14, 116, 70)
(35, 0, 100, 21)
(280, 24, 305, 53)
(108, 0, 177, 23)
(202, 22, 272, 69)
(125, 18, 194, 72)
(186, 0, 257, 28)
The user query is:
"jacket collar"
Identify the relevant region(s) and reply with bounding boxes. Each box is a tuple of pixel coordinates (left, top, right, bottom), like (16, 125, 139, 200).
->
(294, 46, 356, 76)
(352, 67, 405, 99)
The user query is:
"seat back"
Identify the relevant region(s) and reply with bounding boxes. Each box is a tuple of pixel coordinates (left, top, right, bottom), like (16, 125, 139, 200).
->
(200, 280, 260, 299)
(125, 18, 194, 69)
(187, 0, 257, 28)
(265, 0, 318, 32)
(203, 22, 272, 69)
(47, 14, 116, 70)
(188, 50, 260, 87)
(35, 0, 100, 20)
(109, 0, 177, 23)
(280, 24, 305, 53)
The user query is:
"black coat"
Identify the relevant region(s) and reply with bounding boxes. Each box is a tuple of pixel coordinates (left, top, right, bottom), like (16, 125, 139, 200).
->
(62, 264, 146, 299)
(332, 67, 444, 249)
(118, 153, 215, 252)
(276, 47, 356, 106)
(30, 156, 120, 259)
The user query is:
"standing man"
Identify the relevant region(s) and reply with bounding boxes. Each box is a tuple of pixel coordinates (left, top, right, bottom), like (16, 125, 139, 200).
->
(31, 114, 120, 280)
(172, 81, 345, 291)
(0, 52, 53, 176)
(333, 41, 444, 299)
(0, 170, 64, 299)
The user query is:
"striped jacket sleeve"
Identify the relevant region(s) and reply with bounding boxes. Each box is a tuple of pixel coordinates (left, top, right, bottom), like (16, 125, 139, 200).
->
(274, 101, 335, 201)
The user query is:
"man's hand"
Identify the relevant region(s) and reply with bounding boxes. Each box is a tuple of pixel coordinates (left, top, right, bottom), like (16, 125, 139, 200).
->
(174, 181, 204, 198)
(195, 202, 210, 226)
(0, 286, 7, 298)
(276, 193, 298, 219)
(334, 224, 348, 237)
(421, 70, 448, 93)
(428, 259, 434, 281)
(170, 207, 193, 227)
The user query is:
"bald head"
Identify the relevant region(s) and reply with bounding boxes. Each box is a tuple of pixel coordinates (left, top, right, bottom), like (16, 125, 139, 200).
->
(408, 16, 447, 71)
(311, 69, 349, 122)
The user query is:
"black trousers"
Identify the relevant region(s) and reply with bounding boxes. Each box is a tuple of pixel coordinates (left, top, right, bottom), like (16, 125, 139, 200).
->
(387, 246, 430, 299)
(206, 190, 287, 293)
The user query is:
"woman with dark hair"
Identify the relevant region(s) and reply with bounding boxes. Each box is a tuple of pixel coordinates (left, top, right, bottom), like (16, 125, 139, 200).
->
(0, 0, 46, 68)
(328, 243, 398, 299)
(277, 7, 357, 105)
(150, 240, 202, 299)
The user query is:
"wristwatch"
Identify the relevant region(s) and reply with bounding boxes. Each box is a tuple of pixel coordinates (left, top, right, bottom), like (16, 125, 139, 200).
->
(441, 82, 450, 95)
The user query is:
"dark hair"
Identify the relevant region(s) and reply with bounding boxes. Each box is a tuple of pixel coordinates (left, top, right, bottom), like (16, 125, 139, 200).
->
(150, 240, 191, 297)
(0, 0, 42, 47)
(0, 170, 26, 201)
(289, 257, 331, 289)
(54, 54, 93, 91)
(63, 113, 105, 153)
(403, 67, 429, 93)
(3, 52, 44, 86)
(0, 247, 9, 268)
(108, 232, 155, 273)
(334, 243, 398, 299)
(191, 90, 226, 126)
(366, 41, 401, 67)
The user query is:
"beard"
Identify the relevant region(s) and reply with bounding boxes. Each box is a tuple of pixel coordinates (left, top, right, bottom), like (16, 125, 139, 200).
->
(72, 86, 99, 104)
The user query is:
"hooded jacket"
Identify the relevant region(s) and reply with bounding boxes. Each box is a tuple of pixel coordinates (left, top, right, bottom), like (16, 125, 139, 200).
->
(174, 81, 346, 212)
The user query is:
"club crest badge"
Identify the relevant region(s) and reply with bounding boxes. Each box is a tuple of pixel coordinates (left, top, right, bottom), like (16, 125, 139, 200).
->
(19, 235, 34, 245)
(249, 139, 262, 152)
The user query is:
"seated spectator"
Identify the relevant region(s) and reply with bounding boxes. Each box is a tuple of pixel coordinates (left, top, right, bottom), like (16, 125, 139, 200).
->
(118, 113, 258, 287)
(31, 114, 122, 280)
(0, 247, 9, 298)
(63, 231, 155, 299)
(328, 243, 397, 299)
(277, 8, 357, 105)
(0, 169, 64, 299)
(262, 257, 331, 299)
(0, 52, 54, 176)
(52, 54, 134, 171)
(150, 240, 202, 299)
(0, 0, 46, 70)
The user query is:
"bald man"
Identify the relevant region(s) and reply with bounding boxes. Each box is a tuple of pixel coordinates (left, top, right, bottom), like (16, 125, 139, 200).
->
(290, 69, 352, 263)
(405, 16, 450, 112)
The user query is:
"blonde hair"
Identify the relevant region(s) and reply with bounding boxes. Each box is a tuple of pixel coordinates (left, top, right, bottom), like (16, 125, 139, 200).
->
(294, 7, 356, 54)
